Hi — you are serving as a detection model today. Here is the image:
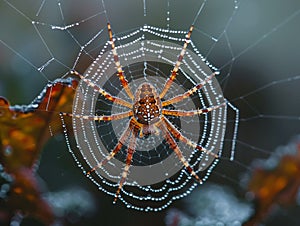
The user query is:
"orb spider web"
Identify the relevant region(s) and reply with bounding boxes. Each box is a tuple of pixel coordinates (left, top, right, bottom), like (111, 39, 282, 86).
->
(60, 22, 238, 211)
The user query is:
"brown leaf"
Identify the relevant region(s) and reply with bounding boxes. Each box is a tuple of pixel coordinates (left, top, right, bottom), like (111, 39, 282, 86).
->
(0, 78, 78, 225)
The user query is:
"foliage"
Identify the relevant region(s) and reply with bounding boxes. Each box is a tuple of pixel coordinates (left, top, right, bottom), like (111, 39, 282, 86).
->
(0, 78, 77, 225)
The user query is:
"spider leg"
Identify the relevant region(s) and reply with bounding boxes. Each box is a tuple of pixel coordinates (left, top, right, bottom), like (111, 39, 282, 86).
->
(86, 119, 133, 175)
(159, 25, 194, 99)
(71, 70, 132, 108)
(60, 110, 133, 121)
(107, 23, 134, 100)
(162, 72, 216, 107)
(113, 130, 137, 203)
(161, 116, 218, 158)
(162, 102, 227, 117)
(157, 121, 202, 183)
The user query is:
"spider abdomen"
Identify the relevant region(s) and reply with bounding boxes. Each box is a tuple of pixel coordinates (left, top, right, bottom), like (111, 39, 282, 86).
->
(133, 82, 162, 125)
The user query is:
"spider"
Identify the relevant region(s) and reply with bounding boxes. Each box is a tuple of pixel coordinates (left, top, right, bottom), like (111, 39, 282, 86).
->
(61, 23, 226, 203)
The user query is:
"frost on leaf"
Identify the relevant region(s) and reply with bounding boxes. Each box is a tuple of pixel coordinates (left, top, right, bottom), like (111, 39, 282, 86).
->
(0, 78, 78, 225)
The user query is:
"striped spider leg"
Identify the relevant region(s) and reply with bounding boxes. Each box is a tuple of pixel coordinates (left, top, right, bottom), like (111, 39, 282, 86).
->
(159, 25, 194, 99)
(107, 23, 134, 100)
(161, 72, 217, 107)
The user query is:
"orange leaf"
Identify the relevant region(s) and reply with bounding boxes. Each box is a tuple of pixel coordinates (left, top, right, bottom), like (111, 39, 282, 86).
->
(244, 144, 300, 226)
(0, 78, 78, 224)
